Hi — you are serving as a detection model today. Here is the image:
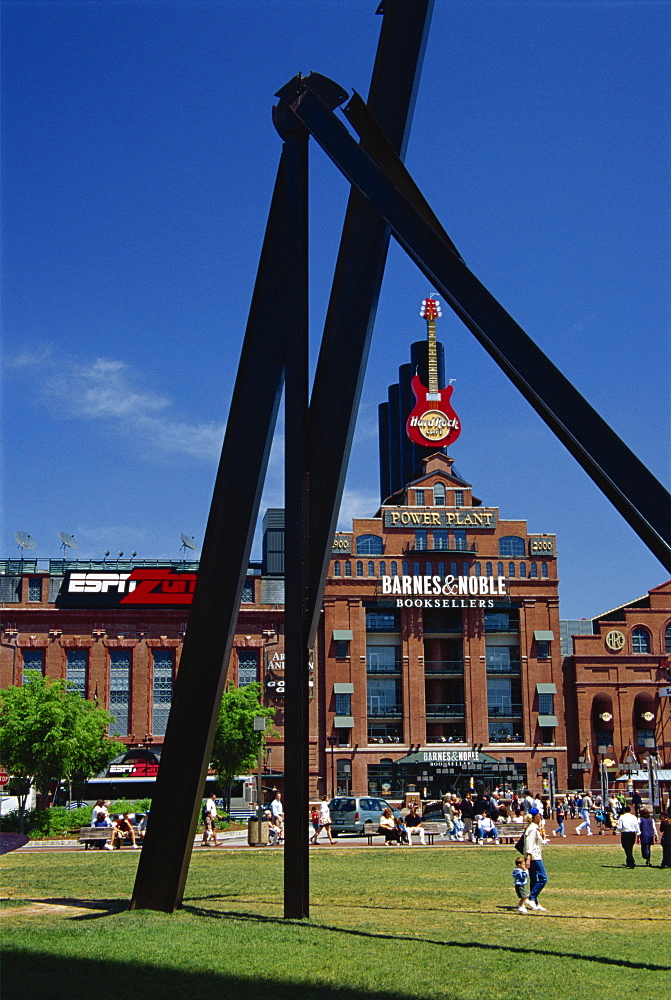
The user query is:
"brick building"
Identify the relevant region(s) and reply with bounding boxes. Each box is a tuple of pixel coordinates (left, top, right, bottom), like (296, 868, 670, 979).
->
(1, 449, 572, 801)
(563, 581, 671, 792)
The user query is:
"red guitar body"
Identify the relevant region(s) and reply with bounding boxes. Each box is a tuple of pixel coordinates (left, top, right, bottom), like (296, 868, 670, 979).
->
(406, 374, 461, 447)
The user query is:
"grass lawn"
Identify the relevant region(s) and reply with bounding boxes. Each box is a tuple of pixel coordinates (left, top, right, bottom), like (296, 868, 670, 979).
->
(1, 843, 669, 1000)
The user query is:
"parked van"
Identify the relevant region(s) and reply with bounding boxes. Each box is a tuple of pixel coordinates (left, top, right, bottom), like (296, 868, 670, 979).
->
(328, 796, 400, 836)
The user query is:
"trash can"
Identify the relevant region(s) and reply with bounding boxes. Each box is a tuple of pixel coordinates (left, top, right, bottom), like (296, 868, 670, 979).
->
(247, 818, 270, 846)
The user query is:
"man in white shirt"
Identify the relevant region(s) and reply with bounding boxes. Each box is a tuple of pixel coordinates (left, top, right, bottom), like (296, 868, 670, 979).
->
(270, 791, 284, 830)
(616, 805, 641, 868)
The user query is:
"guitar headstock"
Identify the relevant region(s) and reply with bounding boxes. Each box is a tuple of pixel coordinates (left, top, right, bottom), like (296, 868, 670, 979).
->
(420, 296, 442, 321)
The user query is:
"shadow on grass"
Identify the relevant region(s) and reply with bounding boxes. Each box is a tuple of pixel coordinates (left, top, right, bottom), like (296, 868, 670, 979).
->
(180, 903, 671, 973)
(0, 954, 451, 1000)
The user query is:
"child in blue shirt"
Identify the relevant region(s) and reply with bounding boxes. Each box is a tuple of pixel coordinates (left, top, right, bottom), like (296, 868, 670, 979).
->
(512, 856, 530, 914)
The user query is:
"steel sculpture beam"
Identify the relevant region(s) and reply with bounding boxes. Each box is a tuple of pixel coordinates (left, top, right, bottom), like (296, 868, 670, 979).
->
(279, 78, 671, 573)
(304, 1, 434, 647)
(131, 0, 433, 916)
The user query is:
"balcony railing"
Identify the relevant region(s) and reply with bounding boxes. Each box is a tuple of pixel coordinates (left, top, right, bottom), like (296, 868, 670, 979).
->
(487, 704, 523, 717)
(404, 542, 478, 555)
(367, 705, 403, 718)
(485, 661, 521, 674)
(424, 659, 464, 674)
(425, 703, 466, 718)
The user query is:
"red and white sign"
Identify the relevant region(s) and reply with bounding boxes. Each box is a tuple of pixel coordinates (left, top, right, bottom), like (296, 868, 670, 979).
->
(0, 769, 10, 787)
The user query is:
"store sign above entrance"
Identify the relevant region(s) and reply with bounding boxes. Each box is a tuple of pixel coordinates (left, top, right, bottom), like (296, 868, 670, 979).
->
(383, 508, 497, 529)
(396, 749, 498, 766)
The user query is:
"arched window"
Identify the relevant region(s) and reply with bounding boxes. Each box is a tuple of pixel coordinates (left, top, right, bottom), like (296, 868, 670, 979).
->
(379, 561, 386, 576)
(356, 561, 364, 577)
(334, 561, 341, 577)
(391, 561, 398, 576)
(632, 627, 650, 654)
(530, 562, 538, 578)
(541, 562, 548, 578)
(474, 562, 481, 575)
(462, 562, 470, 575)
(665, 622, 671, 653)
(451, 561, 458, 576)
(425, 561, 432, 576)
(519, 562, 527, 578)
(499, 536, 526, 557)
(497, 562, 504, 577)
(356, 534, 383, 555)
(368, 561, 375, 577)
(508, 562, 516, 578)
(438, 561, 445, 576)
(486, 562, 493, 577)
(434, 483, 446, 506)
(402, 561, 409, 575)
(345, 561, 351, 577)
(413, 561, 421, 575)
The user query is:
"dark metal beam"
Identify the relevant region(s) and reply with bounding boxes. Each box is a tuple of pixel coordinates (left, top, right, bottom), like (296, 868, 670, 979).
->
(304, 0, 434, 647)
(131, 142, 299, 914)
(284, 83, 671, 573)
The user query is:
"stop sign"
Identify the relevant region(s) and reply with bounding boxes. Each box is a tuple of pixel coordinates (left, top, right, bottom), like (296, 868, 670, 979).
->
(0, 769, 9, 787)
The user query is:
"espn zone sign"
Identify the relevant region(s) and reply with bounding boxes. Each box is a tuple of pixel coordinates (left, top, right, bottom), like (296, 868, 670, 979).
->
(57, 569, 197, 607)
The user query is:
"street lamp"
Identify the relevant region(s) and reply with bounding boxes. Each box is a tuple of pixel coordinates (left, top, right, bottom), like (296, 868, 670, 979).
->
(253, 716, 267, 846)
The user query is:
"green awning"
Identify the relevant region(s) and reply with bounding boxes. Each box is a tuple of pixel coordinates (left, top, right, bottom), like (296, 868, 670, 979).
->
(534, 630, 555, 641)
(538, 715, 558, 727)
(333, 629, 353, 641)
(333, 716, 354, 728)
(333, 682, 354, 694)
(536, 683, 557, 694)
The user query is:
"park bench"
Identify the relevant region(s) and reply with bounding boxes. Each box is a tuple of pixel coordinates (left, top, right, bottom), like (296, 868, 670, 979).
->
(420, 821, 446, 844)
(495, 822, 524, 844)
(78, 826, 113, 849)
(78, 826, 140, 850)
(362, 821, 383, 845)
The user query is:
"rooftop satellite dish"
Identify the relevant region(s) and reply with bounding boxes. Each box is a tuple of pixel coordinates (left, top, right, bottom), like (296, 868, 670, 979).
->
(180, 533, 198, 557)
(14, 531, 36, 551)
(58, 532, 79, 557)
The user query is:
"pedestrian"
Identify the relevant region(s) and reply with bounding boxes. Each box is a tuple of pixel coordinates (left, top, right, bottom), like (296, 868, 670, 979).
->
(512, 855, 531, 914)
(315, 795, 334, 844)
(379, 807, 401, 845)
(631, 789, 643, 817)
(659, 814, 671, 868)
(405, 802, 427, 845)
(460, 793, 475, 842)
(270, 791, 284, 833)
(309, 803, 320, 843)
(202, 793, 222, 847)
(90, 799, 108, 827)
(576, 792, 594, 835)
(638, 807, 658, 867)
(616, 805, 640, 868)
(523, 808, 549, 911)
(552, 799, 566, 837)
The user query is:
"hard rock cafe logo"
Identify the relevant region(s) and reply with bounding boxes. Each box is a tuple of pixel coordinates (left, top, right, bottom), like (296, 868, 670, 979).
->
(408, 410, 459, 442)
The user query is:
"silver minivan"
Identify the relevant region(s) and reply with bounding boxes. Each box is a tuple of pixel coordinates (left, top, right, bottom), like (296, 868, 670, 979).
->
(328, 796, 400, 836)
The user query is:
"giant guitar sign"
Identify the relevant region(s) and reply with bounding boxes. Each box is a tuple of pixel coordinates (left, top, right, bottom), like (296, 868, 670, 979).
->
(406, 296, 461, 448)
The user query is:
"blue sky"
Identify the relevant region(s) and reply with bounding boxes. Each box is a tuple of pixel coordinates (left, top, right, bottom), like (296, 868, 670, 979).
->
(2, 0, 669, 620)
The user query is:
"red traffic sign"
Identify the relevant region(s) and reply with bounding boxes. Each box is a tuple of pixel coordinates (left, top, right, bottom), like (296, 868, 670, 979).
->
(0, 769, 9, 787)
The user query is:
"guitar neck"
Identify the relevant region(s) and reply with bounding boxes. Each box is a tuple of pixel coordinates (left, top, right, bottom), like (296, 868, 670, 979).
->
(426, 319, 439, 392)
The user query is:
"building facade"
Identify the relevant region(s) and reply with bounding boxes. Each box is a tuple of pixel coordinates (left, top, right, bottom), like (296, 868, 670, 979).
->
(563, 581, 671, 792)
(1, 450, 579, 802)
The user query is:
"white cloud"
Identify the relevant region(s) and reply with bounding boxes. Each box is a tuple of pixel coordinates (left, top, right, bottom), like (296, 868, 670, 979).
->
(15, 350, 227, 462)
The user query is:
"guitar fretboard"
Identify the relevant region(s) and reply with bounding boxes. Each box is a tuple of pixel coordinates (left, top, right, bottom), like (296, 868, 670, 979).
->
(427, 319, 438, 392)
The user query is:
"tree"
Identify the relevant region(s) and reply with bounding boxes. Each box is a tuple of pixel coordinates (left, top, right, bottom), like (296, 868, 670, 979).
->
(209, 682, 275, 813)
(0, 674, 119, 831)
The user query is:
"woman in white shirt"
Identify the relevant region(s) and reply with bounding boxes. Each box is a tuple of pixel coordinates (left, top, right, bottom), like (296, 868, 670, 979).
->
(523, 810, 549, 912)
